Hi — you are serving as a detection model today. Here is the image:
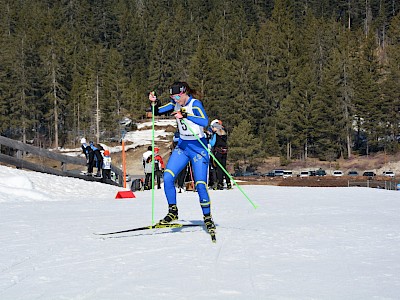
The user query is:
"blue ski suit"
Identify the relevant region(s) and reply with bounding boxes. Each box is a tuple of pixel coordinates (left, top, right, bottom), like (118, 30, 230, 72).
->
(157, 96, 211, 215)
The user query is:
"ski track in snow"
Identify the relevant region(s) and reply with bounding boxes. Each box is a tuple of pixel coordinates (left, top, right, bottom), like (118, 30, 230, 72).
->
(1, 165, 400, 299)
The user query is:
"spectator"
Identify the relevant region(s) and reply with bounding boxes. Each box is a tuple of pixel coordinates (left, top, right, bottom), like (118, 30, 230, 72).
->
(90, 141, 103, 177)
(81, 138, 94, 175)
(144, 155, 153, 190)
(102, 150, 112, 183)
(154, 147, 165, 189)
(142, 146, 153, 190)
(143, 147, 165, 189)
(209, 119, 231, 190)
(142, 146, 152, 169)
(205, 127, 217, 189)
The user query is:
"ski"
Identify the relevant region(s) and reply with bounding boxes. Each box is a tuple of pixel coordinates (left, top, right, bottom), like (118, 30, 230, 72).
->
(94, 223, 202, 236)
(209, 230, 216, 243)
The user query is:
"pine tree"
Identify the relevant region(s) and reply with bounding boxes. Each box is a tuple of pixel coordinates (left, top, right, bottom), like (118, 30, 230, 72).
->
(353, 29, 382, 154)
(189, 38, 212, 99)
(39, 3, 71, 148)
(101, 48, 129, 133)
(265, 0, 297, 158)
(0, 1, 14, 133)
(6, 1, 44, 144)
(381, 12, 400, 152)
(148, 20, 177, 96)
(228, 120, 261, 166)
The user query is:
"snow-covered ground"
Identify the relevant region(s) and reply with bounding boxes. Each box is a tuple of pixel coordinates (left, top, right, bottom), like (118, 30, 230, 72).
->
(1, 165, 400, 299)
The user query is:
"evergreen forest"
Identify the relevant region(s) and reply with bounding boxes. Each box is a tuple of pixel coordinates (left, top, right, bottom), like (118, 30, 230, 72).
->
(1, 0, 400, 162)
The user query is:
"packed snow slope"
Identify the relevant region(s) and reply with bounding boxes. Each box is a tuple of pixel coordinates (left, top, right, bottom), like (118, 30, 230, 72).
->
(0, 165, 399, 300)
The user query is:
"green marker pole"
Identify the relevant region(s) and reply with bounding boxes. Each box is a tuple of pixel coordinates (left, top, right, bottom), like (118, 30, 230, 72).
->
(181, 119, 258, 209)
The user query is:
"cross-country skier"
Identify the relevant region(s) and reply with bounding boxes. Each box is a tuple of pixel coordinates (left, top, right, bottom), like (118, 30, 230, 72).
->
(148, 81, 215, 233)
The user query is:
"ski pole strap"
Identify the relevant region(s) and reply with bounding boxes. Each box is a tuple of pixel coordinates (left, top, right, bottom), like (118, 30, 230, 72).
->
(180, 119, 258, 209)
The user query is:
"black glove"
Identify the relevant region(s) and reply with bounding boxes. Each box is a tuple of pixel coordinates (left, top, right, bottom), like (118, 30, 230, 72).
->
(146, 99, 160, 115)
(180, 107, 187, 118)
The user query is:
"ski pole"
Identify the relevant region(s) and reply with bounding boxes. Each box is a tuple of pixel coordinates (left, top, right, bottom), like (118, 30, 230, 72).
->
(150, 92, 156, 225)
(180, 119, 257, 209)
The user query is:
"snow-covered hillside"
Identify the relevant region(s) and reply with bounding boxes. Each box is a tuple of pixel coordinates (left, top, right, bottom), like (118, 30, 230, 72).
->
(1, 165, 399, 299)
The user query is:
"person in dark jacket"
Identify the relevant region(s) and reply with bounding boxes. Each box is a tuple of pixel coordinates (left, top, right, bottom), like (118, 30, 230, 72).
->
(90, 141, 103, 177)
(81, 138, 94, 175)
(209, 119, 231, 190)
(205, 127, 217, 189)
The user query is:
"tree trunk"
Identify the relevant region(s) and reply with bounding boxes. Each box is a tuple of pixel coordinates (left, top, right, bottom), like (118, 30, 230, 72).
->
(286, 141, 291, 160)
(96, 75, 100, 144)
(52, 57, 59, 149)
(304, 140, 308, 161)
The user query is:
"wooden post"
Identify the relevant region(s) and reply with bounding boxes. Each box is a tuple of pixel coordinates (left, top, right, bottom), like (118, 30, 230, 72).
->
(122, 139, 127, 189)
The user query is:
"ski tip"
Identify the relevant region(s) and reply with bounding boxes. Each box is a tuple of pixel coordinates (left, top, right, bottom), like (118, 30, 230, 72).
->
(211, 234, 216, 243)
(209, 230, 216, 243)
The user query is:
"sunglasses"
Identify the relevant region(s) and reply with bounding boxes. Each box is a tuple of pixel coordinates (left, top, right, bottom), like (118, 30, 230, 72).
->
(170, 92, 184, 101)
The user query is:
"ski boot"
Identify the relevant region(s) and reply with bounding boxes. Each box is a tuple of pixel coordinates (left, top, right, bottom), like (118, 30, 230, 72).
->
(227, 183, 232, 189)
(203, 214, 216, 232)
(203, 214, 216, 242)
(158, 204, 178, 225)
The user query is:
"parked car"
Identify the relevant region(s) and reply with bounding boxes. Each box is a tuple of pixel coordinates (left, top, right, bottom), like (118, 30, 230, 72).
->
(332, 170, 344, 176)
(299, 171, 310, 177)
(283, 170, 293, 178)
(273, 169, 285, 177)
(232, 171, 256, 177)
(348, 170, 359, 176)
(362, 171, 376, 178)
(263, 171, 275, 177)
(241, 171, 257, 177)
(315, 168, 326, 176)
(383, 171, 395, 178)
